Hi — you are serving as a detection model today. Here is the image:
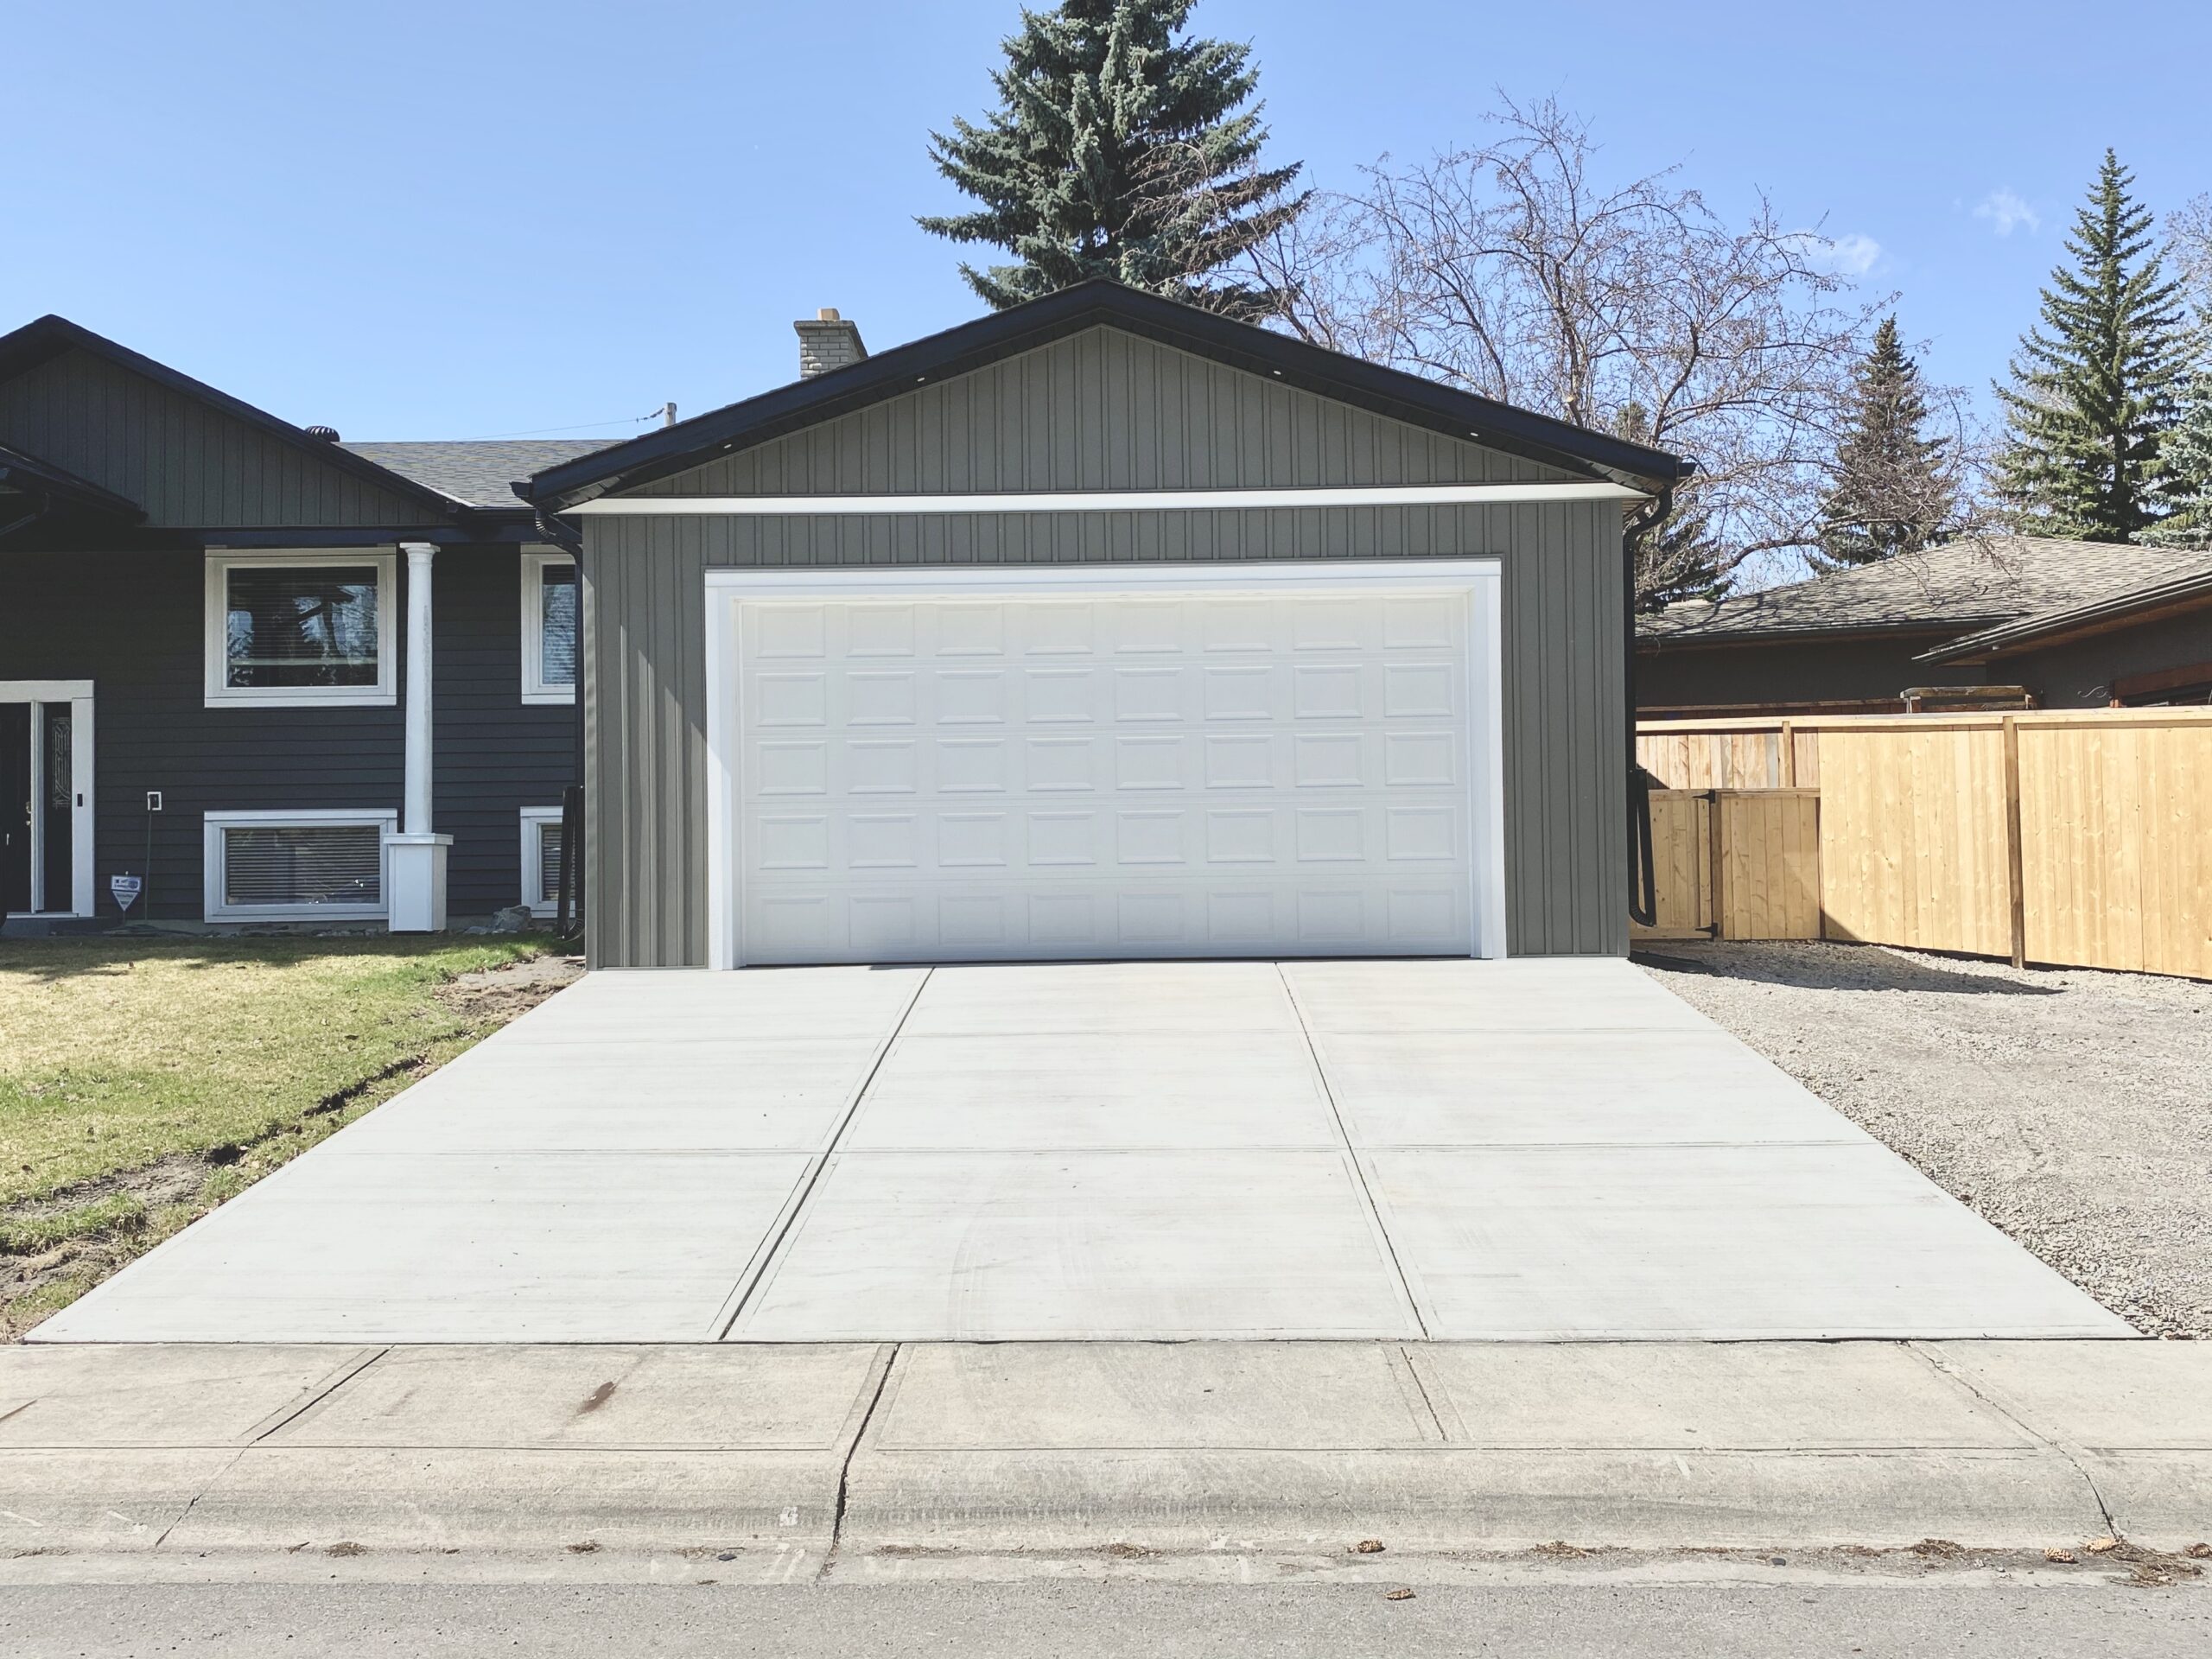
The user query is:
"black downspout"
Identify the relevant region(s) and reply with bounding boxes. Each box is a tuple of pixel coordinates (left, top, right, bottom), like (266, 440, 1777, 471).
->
(537, 508, 587, 950)
(1624, 486, 1673, 930)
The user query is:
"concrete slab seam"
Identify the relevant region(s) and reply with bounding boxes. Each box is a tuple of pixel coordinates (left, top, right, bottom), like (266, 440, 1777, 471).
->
(1904, 1341, 2120, 1538)
(713, 970, 936, 1341)
(1276, 963, 1430, 1341)
(236, 1348, 390, 1446)
(822, 1344, 902, 1582)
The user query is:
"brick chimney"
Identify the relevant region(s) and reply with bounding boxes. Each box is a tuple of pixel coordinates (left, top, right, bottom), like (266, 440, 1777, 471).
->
(794, 308, 867, 378)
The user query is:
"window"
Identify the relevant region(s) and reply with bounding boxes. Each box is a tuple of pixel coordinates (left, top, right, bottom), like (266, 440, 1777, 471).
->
(205, 551, 397, 707)
(519, 805, 565, 916)
(522, 551, 578, 703)
(203, 810, 395, 921)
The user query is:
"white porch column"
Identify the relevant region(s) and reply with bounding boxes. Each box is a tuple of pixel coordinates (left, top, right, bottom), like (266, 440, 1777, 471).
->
(387, 541, 451, 931)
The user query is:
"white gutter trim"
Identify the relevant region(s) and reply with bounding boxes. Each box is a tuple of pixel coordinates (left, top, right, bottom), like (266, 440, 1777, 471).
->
(566, 480, 1643, 516)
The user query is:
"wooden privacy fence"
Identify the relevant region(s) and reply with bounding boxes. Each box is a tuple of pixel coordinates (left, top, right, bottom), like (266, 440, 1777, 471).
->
(1634, 709, 2212, 979)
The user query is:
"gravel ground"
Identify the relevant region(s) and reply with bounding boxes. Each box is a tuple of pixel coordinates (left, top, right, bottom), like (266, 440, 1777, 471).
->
(1635, 940, 2212, 1338)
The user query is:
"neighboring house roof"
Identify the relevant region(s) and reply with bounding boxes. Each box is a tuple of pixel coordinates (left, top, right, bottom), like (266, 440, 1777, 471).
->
(0, 315, 468, 523)
(1637, 537, 2212, 646)
(1916, 550, 2212, 665)
(522, 280, 1693, 512)
(0, 439, 145, 523)
(342, 440, 616, 511)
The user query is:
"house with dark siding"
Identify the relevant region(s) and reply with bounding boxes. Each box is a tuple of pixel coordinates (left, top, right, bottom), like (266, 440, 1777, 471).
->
(5, 284, 1705, 962)
(0, 315, 594, 931)
(1637, 537, 2212, 717)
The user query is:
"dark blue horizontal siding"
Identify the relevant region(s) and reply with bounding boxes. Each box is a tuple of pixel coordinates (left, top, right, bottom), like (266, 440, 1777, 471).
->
(1, 545, 575, 922)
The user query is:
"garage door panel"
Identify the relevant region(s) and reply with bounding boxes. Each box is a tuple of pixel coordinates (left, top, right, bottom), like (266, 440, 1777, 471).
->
(735, 588, 1486, 965)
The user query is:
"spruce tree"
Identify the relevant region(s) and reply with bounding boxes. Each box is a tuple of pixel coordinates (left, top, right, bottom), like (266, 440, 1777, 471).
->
(1814, 316, 1957, 569)
(1614, 403, 1728, 607)
(2144, 359, 2212, 545)
(1994, 150, 2187, 540)
(919, 0, 1307, 320)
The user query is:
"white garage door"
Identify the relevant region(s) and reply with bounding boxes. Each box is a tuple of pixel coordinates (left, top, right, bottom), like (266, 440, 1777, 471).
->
(713, 565, 1501, 966)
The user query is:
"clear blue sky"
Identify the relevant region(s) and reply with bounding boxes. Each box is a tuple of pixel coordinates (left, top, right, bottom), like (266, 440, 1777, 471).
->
(5, 0, 2204, 443)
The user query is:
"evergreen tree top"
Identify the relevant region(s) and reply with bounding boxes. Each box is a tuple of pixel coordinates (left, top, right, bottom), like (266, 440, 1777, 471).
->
(1994, 149, 2187, 542)
(1814, 314, 1957, 570)
(919, 0, 1306, 320)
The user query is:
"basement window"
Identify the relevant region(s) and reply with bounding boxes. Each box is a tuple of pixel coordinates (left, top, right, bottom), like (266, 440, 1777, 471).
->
(205, 551, 397, 707)
(522, 552, 578, 704)
(519, 805, 564, 916)
(203, 810, 394, 921)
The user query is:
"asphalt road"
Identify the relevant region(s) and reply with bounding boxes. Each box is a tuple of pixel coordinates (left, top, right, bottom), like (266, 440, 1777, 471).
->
(5, 1581, 2207, 1658)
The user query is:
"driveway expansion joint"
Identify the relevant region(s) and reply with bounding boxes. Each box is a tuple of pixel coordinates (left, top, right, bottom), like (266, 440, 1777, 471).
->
(1903, 1340, 2122, 1538)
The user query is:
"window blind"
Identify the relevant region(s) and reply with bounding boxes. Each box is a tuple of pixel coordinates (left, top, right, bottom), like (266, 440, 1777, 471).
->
(537, 821, 564, 906)
(222, 824, 382, 908)
(226, 567, 381, 688)
(540, 564, 577, 688)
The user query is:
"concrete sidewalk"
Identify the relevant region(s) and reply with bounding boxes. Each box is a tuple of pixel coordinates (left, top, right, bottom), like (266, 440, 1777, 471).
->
(3, 1341, 2205, 1581)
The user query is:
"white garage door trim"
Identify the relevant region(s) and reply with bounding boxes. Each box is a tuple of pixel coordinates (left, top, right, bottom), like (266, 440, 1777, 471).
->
(702, 559, 1505, 969)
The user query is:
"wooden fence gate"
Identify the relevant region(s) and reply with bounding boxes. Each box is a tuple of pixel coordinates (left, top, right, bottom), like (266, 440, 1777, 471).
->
(1633, 709, 2212, 978)
(1633, 789, 1821, 942)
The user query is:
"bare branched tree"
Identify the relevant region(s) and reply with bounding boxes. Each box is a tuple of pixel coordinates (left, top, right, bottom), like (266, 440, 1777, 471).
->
(1245, 98, 1912, 604)
(2171, 192, 2212, 319)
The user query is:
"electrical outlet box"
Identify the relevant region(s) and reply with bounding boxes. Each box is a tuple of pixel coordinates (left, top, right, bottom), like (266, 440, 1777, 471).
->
(145, 791, 163, 812)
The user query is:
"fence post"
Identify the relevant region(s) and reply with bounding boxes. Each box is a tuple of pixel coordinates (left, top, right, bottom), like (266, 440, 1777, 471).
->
(2002, 717, 2026, 969)
(1779, 721, 1797, 787)
(1707, 789, 1726, 939)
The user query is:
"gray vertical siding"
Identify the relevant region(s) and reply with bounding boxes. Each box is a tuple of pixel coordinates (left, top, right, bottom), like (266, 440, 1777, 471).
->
(579, 499, 1629, 966)
(578, 324, 1630, 967)
(639, 327, 1573, 498)
(0, 348, 433, 529)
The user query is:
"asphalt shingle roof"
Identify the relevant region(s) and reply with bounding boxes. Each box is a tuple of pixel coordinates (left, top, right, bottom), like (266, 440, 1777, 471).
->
(340, 440, 619, 510)
(1638, 537, 2212, 644)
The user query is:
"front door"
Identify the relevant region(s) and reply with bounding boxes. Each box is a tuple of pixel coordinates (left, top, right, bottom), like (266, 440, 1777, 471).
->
(0, 703, 29, 914)
(41, 703, 73, 910)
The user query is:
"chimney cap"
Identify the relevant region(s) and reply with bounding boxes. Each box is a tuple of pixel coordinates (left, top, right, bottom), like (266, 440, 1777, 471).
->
(817, 307, 841, 321)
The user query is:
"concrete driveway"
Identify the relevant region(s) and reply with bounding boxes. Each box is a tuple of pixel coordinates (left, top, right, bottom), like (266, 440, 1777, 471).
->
(35, 958, 2129, 1344)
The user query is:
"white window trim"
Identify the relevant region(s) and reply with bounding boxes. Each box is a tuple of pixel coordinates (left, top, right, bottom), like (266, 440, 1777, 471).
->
(520, 550, 578, 705)
(519, 804, 563, 916)
(1, 679, 94, 918)
(203, 808, 397, 922)
(699, 558, 1508, 972)
(205, 550, 398, 709)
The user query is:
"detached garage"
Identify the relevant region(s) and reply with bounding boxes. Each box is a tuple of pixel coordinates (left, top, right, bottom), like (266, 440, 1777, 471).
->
(525, 283, 1688, 969)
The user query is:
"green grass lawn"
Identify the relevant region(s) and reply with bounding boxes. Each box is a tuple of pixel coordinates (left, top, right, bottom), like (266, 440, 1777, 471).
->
(1, 934, 563, 1334)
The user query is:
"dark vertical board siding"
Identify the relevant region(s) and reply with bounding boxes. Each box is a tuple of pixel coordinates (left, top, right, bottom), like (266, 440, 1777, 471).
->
(0, 350, 432, 529)
(580, 319, 1629, 965)
(635, 327, 1578, 499)
(0, 545, 574, 921)
(581, 500, 1630, 966)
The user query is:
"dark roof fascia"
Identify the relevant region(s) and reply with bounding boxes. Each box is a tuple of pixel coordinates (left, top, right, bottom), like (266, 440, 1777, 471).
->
(524, 283, 1692, 511)
(1637, 618, 1998, 652)
(1915, 566, 2212, 664)
(0, 315, 469, 524)
(0, 441, 145, 522)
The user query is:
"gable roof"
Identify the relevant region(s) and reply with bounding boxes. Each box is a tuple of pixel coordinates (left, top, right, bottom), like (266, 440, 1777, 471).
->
(1916, 548, 2212, 664)
(342, 440, 617, 511)
(0, 315, 468, 523)
(0, 439, 144, 523)
(1637, 537, 2212, 646)
(523, 281, 1692, 512)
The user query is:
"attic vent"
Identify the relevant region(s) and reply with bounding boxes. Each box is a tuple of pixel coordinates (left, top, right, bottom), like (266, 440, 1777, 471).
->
(305, 425, 341, 442)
